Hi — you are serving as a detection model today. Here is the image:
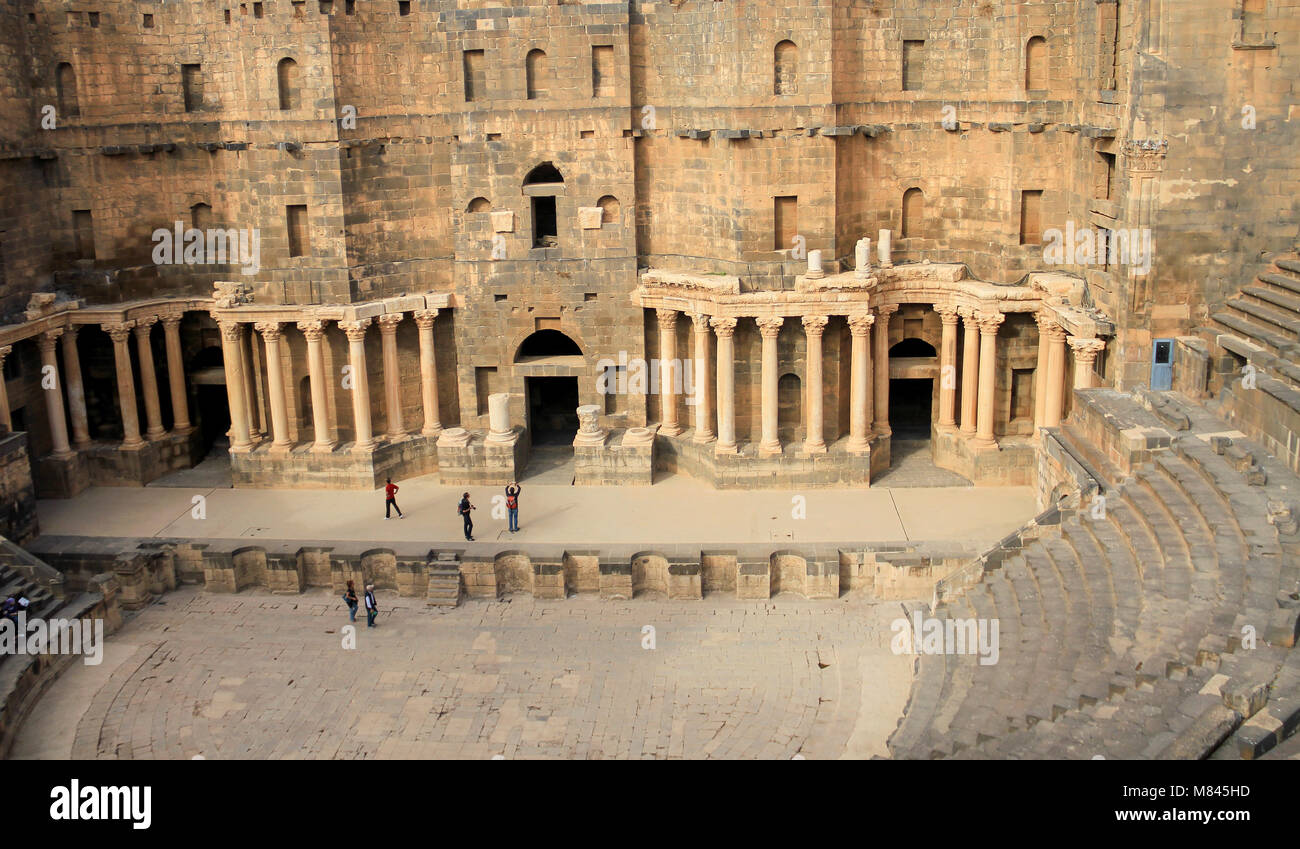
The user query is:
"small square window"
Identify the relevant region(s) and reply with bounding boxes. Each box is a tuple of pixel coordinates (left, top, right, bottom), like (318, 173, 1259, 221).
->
(142, 13, 154, 28)
(398, 1, 411, 15)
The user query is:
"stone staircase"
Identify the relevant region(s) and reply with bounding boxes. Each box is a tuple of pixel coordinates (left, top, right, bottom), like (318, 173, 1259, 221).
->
(425, 551, 462, 608)
(889, 390, 1300, 759)
(1211, 253, 1300, 379)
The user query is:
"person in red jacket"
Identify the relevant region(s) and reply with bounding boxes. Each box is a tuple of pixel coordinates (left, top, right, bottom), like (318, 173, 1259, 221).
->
(384, 478, 403, 519)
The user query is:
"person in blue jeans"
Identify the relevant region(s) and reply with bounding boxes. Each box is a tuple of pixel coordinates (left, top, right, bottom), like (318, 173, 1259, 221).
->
(344, 580, 359, 622)
(505, 482, 521, 532)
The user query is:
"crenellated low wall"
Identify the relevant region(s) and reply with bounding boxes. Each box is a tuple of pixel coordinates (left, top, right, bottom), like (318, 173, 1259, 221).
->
(29, 536, 978, 605)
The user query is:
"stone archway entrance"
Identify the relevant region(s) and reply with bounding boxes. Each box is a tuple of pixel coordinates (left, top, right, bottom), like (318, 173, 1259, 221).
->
(189, 345, 230, 456)
(526, 377, 580, 445)
(888, 338, 938, 440)
(514, 328, 585, 484)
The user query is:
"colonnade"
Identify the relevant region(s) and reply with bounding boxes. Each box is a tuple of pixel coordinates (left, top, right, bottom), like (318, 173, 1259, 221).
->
(649, 304, 1106, 455)
(217, 309, 444, 453)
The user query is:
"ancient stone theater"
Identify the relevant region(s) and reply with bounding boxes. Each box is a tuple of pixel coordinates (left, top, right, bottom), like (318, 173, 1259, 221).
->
(0, 0, 1298, 762)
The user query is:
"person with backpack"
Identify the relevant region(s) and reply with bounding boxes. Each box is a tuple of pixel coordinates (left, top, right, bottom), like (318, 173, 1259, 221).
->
(458, 492, 475, 541)
(343, 580, 359, 622)
(364, 584, 378, 628)
(505, 482, 522, 533)
(383, 478, 403, 519)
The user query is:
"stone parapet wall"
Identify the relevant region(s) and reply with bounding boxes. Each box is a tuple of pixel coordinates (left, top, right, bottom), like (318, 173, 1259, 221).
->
(29, 535, 984, 605)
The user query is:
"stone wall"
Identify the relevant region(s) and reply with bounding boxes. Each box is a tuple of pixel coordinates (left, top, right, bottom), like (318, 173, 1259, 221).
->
(0, 431, 37, 544)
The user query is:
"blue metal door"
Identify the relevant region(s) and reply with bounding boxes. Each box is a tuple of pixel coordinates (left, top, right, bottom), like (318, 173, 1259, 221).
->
(1150, 338, 1173, 391)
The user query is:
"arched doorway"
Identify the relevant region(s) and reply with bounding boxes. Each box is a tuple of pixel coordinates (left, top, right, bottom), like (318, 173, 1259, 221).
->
(889, 337, 937, 439)
(778, 373, 802, 442)
(515, 329, 582, 446)
(189, 345, 230, 455)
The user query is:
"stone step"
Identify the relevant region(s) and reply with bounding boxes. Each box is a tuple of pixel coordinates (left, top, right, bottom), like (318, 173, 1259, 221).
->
(1225, 298, 1300, 338)
(1212, 311, 1300, 357)
(1242, 284, 1300, 317)
(1272, 257, 1300, 278)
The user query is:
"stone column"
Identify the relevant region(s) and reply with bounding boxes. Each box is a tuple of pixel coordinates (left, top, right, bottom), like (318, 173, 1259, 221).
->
(340, 319, 375, 451)
(0, 346, 11, 432)
(1033, 312, 1055, 429)
(689, 313, 714, 443)
(936, 305, 960, 432)
(656, 308, 682, 436)
(37, 329, 73, 459)
(133, 317, 165, 440)
(240, 325, 263, 440)
(802, 315, 828, 453)
(216, 321, 251, 452)
(1044, 323, 1069, 428)
(255, 322, 292, 451)
(847, 313, 875, 453)
(959, 308, 980, 435)
(878, 229, 893, 268)
(756, 316, 784, 455)
(61, 326, 91, 446)
(160, 315, 191, 433)
(377, 313, 405, 440)
(873, 305, 898, 436)
(106, 322, 145, 449)
(1070, 337, 1106, 390)
(974, 311, 1005, 447)
(574, 405, 605, 446)
(711, 317, 738, 454)
(487, 393, 513, 442)
(414, 310, 442, 437)
(297, 319, 335, 453)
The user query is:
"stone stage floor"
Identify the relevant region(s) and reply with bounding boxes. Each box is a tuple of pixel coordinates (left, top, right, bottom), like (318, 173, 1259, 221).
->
(12, 586, 916, 760)
(35, 470, 1037, 549)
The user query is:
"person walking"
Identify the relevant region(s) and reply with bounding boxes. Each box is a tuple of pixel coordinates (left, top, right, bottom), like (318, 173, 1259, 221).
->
(343, 580, 359, 622)
(458, 492, 476, 541)
(383, 478, 403, 519)
(505, 482, 522, 533)
(364, 584, 378, 628)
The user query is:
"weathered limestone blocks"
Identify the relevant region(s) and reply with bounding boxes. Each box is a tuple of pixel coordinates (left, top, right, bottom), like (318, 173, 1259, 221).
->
(563, 551, 601, 594)
(736, 560, 772, 600)
(532, 562, 566, 599)
(667, 560, 703, 600)
(701, 550, 738, 594)
(494, 551, 534, 595)
(574, 425, 655, 486)
(599, 560, 633, 600)
(267, 548, 305, 595)
(436, 425, 525, 485)
(112, 552, 159, 609)
(461, 556, 500, 599)
(631, 551, 669, 595)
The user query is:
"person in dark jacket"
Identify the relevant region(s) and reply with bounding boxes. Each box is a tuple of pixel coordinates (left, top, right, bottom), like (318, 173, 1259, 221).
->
(458, 492, 476, 541)
(344, 580, 359, 622)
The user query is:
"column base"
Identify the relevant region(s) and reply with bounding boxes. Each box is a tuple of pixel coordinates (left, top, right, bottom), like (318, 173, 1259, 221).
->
(692, 430, 716, 445)
(714, 441, 738, 456)
(421, 426, 443, 439)
(803, 441, 827, 455)
(269, 442, 294, 454)
(972, 436, 1000, 451)
(145, 428, 167, 441)
(120, 439, 147, 451)
(758, 440, 782, 458)
(660, 424, 684, 438)
(846, 437, 871, 455)
(311, 442, 337, 455)
(353, 441, 377, 453)
(873, 425, 892, 438)
(958, 427, 977, 437)
(936, 422, 957, 434)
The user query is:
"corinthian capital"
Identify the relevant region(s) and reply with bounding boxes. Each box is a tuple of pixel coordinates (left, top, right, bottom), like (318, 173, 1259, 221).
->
(377, 313, 404, 334)
(800, 314, 829, 336)
(339, 318, 372, 342)
(975, 310, 1005, 333)
(710, 317, 738, 338)
(847, 313, 876, 336)
(254, 321, 283, 341)
(105, 321, 138, 343)
(296, 319, 326, 341)
(414, 309, 439, 330)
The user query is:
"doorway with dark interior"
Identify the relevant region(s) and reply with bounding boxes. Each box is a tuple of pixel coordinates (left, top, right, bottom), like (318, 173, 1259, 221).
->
(889, 378, 934, 439)
(524, 376, 580, 484)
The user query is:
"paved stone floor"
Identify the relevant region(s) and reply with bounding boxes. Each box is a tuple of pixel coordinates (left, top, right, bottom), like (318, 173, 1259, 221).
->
(13, 586, 914, 760)
(37, 473, 1036, 548)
